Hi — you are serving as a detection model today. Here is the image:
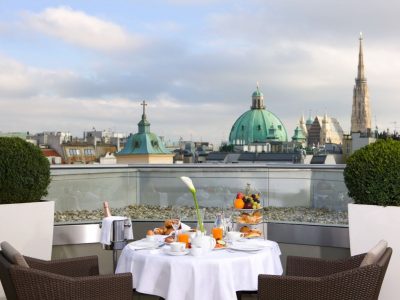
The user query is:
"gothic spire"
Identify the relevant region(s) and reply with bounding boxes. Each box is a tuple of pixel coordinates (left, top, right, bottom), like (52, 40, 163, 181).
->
(351, 33, 372, 134)
(357, 32, 365, 82)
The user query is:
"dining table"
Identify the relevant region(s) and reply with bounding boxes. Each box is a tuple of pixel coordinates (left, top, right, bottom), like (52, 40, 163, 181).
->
(115, 237, 283, 300)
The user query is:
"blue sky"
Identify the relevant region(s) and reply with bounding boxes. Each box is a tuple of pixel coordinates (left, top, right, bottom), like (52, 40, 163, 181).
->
(0, 0, 399, 145)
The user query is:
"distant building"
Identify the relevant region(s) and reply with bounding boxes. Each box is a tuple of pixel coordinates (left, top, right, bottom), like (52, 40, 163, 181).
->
(115, 101, 174, 164)
(100, 152, 117, 164)
(84, 130, 126, 151)
(307, 114, 344, 148)
(344, 34, 376, 160)
(35, 132, 72, 157)
(351, 33, 372, 136)
(205, 152, 303, 164)
(229, 85, 288, 146)
(61, 143, 96, 164)
(41, 148, 63, 164)
(291, 126, 307, 148)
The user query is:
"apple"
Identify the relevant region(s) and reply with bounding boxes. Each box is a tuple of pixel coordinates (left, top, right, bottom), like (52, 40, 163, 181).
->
(236, 192, 244, 199)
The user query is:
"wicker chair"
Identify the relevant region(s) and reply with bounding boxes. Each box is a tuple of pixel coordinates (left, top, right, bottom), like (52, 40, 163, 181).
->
(0, 250, 133, 300)
(258, 247, 392, 300)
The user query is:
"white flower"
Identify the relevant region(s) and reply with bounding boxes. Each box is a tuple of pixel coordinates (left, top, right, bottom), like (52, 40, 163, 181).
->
(180, 176, 196, 194)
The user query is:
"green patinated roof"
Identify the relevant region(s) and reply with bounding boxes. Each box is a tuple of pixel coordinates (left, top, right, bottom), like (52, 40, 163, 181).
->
(306, 117, 314, 125)
(292, 126, 306, 141)
(229, 109, 288, 144)
(116, 132, 171, 155)
(116, 101, 171, 155)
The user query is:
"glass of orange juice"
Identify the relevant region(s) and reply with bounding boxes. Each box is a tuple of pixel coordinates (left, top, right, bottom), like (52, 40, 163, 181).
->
(178, 233, 189, 248)
(212, 227, 223, 240)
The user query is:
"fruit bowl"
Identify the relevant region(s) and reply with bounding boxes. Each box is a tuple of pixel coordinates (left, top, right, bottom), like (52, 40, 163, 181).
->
(233, 188, 262, 210)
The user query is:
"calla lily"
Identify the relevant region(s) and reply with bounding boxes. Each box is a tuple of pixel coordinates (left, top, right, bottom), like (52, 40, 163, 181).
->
(180, 176, 196, 194)
(180, 176, 204, 233)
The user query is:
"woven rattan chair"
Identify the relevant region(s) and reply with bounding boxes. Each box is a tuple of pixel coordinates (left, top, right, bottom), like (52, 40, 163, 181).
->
(0, 250, 133, 300)
(258, 247, 392, 300)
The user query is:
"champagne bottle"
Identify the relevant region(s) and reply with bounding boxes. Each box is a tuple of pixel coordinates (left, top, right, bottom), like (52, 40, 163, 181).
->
(103, 201, 112, 217)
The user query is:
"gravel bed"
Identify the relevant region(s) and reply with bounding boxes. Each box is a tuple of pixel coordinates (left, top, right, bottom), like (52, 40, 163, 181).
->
(54, 205, 348, 225)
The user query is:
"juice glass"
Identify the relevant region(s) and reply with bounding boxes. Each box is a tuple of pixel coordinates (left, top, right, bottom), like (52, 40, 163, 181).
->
(178, 233, 190, 248)
(212, 227, 223, 240)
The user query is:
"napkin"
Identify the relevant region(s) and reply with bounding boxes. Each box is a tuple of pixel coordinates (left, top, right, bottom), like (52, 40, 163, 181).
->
(180, 222, 191, 232)
(100, 216, 134, 245)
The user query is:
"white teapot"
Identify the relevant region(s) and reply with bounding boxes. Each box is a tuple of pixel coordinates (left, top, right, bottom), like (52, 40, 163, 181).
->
(191, 232, 216, 252)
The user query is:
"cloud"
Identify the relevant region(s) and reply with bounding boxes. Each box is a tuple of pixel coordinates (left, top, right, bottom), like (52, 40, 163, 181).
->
(21, 6, 143, 52)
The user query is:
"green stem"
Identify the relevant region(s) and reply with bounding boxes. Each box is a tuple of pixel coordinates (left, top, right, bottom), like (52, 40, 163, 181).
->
(192, 192, 205, 233)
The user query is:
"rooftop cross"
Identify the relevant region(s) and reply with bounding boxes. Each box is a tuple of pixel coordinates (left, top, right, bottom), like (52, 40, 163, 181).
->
(141, 100, 147, 116)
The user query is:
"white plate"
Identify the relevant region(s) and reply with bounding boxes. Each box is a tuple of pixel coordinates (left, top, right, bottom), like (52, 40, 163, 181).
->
(128, 239, 162, 250)
(165, 249, 190, 256)
(228, 243, 264, 252)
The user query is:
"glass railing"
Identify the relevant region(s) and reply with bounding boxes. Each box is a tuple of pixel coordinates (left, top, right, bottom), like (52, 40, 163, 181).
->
(48, 164, 352, 226)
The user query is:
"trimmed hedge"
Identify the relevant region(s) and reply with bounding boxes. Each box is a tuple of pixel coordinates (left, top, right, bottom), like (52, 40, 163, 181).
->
(0, 137, 51, 204)
(344, 139, 400, 206)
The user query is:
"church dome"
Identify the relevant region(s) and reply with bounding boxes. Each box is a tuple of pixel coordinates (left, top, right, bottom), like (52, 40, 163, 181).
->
(116, 101, 171, 155)
(229, 87, 288, 144)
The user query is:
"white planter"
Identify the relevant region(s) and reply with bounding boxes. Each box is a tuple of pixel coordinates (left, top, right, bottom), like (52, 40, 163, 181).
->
(0, 201, 54, 298)
(348, 203, 400, 300)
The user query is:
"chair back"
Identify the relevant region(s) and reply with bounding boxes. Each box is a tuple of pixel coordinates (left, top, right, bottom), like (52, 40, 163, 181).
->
(373, 247, 392, 300)
(0, 251, 18, 300)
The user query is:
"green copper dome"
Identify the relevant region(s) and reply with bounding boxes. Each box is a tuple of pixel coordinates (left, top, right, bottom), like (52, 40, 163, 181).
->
(229, 87, 288, 144)
(116, 101, 171, 155)
(118, 131, 170, 155)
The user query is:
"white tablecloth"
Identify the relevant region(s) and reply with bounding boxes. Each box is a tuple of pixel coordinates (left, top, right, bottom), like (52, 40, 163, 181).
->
(116, 239, 283, 300)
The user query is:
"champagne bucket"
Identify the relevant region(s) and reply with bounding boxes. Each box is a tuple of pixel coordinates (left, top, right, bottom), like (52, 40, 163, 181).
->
(103, 218, 132, 250)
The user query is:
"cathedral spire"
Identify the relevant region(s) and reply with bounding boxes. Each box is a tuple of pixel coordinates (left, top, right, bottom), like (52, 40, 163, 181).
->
(351, 33, 371, 135)
(357, 32, 366, 82)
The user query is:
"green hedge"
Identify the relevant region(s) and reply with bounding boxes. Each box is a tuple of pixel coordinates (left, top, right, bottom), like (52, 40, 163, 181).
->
(0, 137, 51, 204)
(344, 139, 400, 206)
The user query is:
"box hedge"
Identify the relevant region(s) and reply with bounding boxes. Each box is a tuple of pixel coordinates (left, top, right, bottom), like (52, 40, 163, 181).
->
(344, 139, 400, 206)
(0, 137, 51, 204)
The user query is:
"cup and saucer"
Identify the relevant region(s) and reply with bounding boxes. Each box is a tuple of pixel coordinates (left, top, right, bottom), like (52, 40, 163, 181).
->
(165, 242, 190, 256)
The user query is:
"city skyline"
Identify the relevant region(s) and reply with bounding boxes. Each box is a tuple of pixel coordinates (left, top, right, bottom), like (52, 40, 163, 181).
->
(0, 1, 399, 145)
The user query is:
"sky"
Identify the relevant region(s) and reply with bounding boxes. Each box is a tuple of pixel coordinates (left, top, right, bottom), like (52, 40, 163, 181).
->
(0, 0, 399, 146)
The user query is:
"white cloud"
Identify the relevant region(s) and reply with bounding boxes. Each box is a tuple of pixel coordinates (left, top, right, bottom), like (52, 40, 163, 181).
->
(0, 55, 35, 95)
(22, 6, 143, 52)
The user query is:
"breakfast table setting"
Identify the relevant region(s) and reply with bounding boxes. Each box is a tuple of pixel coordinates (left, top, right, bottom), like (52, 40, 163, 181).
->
(115, 228, 283, 300)
(115, 177, 283, 300)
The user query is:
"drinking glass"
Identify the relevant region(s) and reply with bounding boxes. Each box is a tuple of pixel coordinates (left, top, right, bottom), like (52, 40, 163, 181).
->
(222, 214, 234, 236)
(170, 207, 181, 242)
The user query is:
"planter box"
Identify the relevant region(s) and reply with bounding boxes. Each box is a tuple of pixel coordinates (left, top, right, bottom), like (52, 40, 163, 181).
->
(348, 203, 400, 300)
(0, 201, 54, 298)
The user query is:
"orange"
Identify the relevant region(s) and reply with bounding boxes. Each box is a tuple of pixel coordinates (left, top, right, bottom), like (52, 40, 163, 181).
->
(234, 198, 245, 209)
